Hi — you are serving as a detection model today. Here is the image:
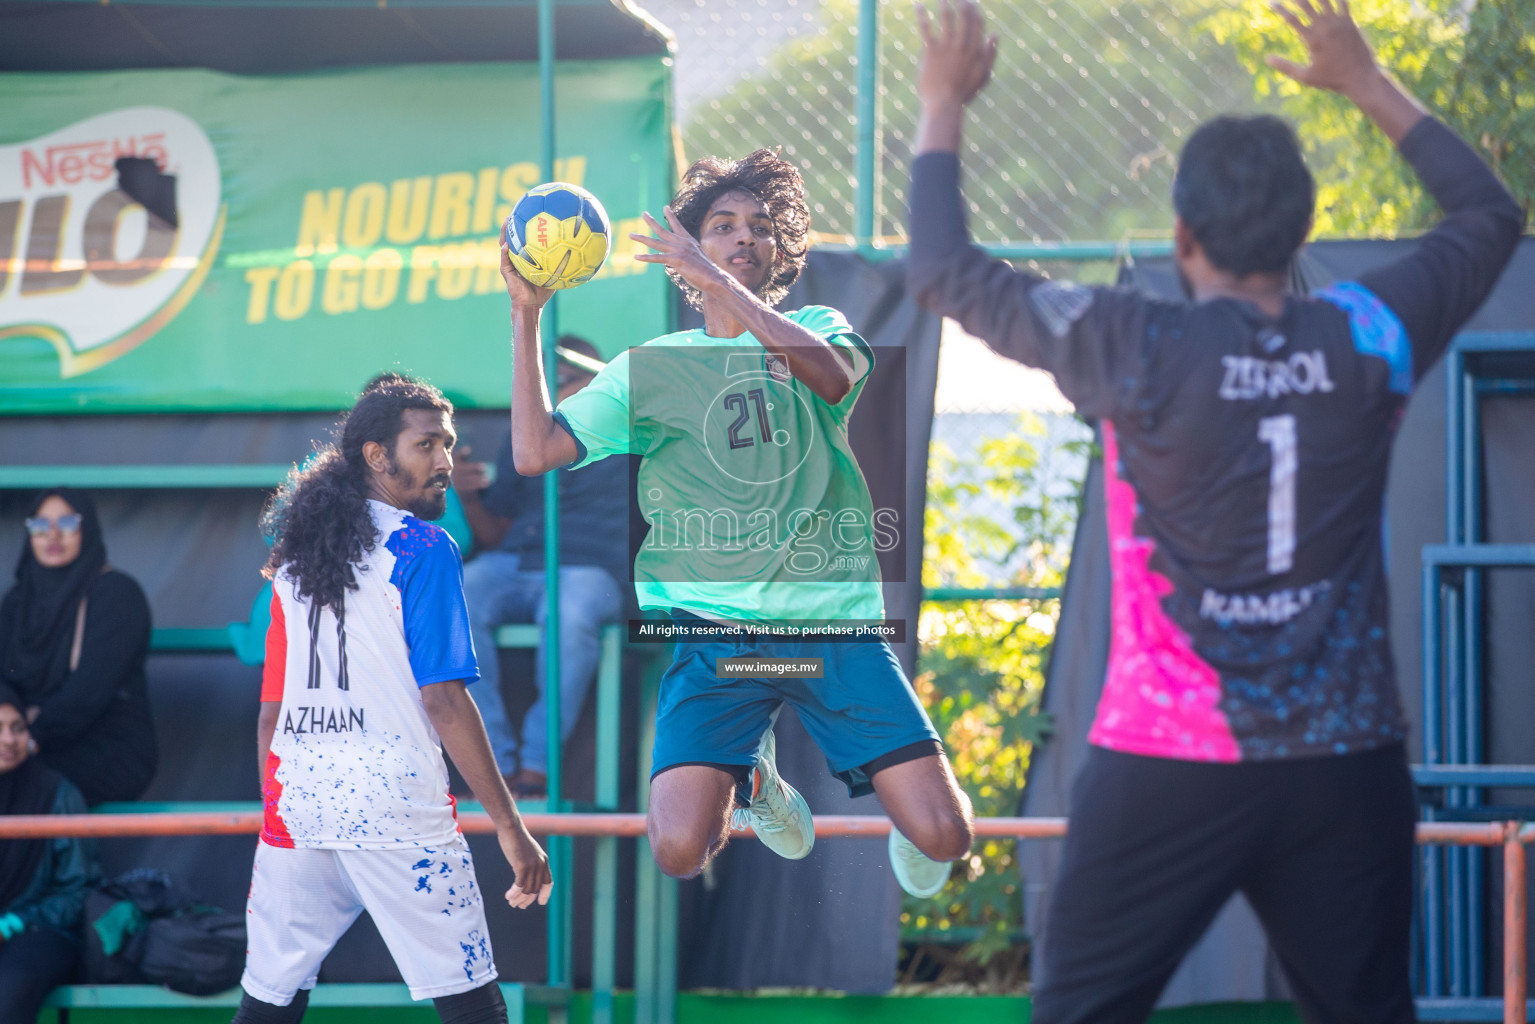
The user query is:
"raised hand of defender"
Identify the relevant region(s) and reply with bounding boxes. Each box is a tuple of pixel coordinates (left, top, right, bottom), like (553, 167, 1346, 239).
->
(500, 232, 554, 311)
(500, 825, 553, 910)
(1266, 0, 1379, 95)
(915, 0, 998, 110)
(630, 206, 730, 294)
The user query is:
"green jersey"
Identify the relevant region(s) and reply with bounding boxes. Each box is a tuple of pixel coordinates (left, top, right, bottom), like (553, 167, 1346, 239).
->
(554, 305, 886, 624)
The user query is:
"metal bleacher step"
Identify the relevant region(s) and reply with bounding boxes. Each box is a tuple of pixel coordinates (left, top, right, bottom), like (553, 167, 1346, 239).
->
(1422, 543, 1535, 571)
(0, 464, 291, 490)
(1413, 765, 1535, 788)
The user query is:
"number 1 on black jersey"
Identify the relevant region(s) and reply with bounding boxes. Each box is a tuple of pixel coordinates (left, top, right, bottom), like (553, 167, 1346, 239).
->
(1258, 414, 1297, 574)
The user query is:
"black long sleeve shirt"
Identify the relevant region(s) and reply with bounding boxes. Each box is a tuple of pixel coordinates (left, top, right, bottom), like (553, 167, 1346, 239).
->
(907, 117, 1524, 762)
(1, 570, 158, 803)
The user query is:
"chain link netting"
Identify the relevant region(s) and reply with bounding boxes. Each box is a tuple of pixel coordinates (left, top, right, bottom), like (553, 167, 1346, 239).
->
(647, 0, 1251, 247)
(646, 0, 1532, 244)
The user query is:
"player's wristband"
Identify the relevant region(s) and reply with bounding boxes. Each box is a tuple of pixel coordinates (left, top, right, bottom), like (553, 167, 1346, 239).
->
(0, 913, 25, 940)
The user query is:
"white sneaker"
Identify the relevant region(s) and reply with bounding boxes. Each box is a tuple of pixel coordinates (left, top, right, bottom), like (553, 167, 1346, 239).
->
(889, 826, 949, 898)
(731, 728, 815, 860)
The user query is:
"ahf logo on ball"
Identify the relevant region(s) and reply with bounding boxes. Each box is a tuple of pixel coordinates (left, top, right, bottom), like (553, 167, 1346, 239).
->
(0, 107, 224, 377)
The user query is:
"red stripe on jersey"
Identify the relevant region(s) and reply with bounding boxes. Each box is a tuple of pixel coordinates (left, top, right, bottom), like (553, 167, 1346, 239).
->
(260, 749, 295, 848)
(260, 589, 286, 702)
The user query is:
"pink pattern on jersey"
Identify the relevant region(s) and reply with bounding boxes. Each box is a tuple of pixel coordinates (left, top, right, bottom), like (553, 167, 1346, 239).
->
(1087, 423, 1240, 762)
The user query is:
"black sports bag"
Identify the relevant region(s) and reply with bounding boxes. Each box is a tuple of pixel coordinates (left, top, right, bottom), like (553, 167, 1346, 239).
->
(82, 868, 245, 995)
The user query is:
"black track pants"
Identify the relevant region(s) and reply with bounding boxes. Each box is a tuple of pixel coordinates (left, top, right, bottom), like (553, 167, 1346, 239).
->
(1031, 743, 1417, 1024)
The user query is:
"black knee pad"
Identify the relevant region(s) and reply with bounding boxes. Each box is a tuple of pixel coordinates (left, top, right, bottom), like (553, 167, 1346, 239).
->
(231, 988, 310, 1024)
(433, 980, 507, 1024)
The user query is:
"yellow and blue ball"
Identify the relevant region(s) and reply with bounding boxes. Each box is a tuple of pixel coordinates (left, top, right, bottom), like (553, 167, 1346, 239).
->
(504, 182, 611, 290)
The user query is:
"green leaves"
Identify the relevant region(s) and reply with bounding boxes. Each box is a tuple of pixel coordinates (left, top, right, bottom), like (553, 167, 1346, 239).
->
(1190, 0, 1534, 235)
(900, 414, 1085, 985)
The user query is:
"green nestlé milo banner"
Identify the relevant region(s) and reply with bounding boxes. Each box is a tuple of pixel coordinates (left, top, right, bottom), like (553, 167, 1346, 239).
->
(0, 60, 671, 412)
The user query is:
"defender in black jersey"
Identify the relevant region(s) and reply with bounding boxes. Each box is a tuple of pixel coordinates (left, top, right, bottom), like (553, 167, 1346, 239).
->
(910, 1, 1523, 1021)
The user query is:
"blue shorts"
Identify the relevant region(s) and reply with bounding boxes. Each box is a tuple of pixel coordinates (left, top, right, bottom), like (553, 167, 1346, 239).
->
(650, 613, 942, 799)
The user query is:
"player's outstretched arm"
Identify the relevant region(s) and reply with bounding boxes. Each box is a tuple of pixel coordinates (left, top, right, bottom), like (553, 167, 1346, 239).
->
(906, 0, 1008, 298)
(906, 1, 1137, 419)
(1265, 0, 1426, 144)
(1269, 0, 1524, 371)
(502, 243, 580, 477)
(913, 0, 998, 156)
(630, 207, 857, 405)
(421, 679, 553, 909)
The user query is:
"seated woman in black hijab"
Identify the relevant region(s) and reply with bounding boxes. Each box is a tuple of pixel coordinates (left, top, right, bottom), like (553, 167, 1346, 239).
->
(0, 680, 97, 1019)
(0, 489, 157, 805)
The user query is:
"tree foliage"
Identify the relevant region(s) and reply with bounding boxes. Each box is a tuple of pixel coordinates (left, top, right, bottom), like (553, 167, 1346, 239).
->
(899, 416, 1089, 987)
(1192, 0, 1534, 235)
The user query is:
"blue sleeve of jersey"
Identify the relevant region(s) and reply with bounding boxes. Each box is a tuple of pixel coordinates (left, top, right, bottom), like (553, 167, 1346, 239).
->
(390, 525, 481, 687)
(1316, 282, 1413, 396)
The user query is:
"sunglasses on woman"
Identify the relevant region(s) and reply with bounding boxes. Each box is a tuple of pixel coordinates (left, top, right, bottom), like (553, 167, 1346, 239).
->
(24, 514, 83, 537)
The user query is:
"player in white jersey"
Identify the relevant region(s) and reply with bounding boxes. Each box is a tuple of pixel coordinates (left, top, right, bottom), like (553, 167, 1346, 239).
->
(233, 375, 552, 1024)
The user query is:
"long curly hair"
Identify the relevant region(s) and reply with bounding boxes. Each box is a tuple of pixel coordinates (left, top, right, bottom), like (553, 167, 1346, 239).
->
(262, 374, 453, 611)
(669, 148, 811, 311)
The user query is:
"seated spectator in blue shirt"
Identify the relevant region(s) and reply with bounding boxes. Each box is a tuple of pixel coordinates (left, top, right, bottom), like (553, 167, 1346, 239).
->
(455, 337, 632, 798)
(0, 489, 156, 806)
(0, 680, 98, 1022)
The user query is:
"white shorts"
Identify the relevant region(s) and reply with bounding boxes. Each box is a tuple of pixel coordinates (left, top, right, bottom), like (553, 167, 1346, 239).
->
(240, 836, 497, 1003)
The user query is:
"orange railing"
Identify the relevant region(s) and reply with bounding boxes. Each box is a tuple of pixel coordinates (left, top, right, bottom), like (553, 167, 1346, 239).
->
(1, 813, 1525, 1023)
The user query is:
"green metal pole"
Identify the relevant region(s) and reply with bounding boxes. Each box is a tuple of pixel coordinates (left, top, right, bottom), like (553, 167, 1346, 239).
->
(592, 625, 621, 1024)
(854, 0, 878, 252)
(657, 872, 678, 1024)
(536, 0, 571, 998)
(537, 0, 561, 819)
(923, 586, 1061, 602)
(634, 665, 662, 1024)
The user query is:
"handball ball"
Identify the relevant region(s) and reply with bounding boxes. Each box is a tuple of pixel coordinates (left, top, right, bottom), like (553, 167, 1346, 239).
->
(504, 182, 612, 290)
